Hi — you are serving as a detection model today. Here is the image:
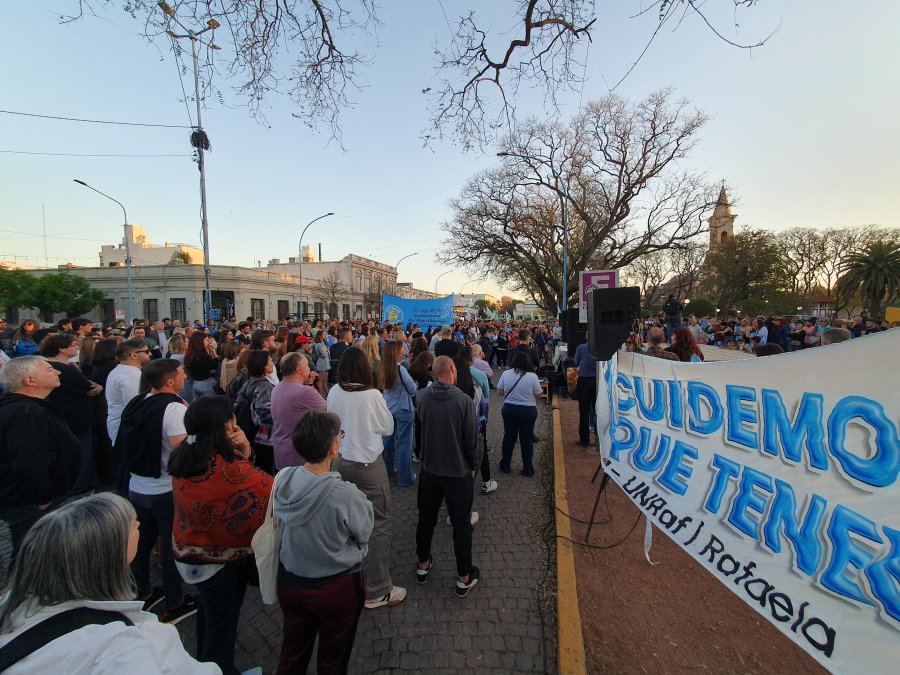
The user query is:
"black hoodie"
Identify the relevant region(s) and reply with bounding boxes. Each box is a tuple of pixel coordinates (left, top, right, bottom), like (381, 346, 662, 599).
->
(416, 381, 480, 477)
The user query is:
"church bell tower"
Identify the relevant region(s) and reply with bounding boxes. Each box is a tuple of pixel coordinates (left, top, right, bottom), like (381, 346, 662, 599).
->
(708, 184, 736, 250)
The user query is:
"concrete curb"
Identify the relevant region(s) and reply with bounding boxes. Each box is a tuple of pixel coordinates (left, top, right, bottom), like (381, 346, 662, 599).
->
(553, 402, 587, 674)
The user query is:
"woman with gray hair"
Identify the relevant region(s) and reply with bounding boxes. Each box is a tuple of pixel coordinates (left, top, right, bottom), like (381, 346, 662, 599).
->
(0, 492, 218, 674)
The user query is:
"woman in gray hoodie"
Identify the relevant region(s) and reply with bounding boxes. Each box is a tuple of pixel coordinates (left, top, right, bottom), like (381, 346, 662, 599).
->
(274, 411, 374, 675)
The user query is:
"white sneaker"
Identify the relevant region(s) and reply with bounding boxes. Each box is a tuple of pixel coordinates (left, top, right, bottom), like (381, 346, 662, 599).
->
(481, 480, 498, 494)
(447, 511, 480, 526)
(364, 585, 407, 609)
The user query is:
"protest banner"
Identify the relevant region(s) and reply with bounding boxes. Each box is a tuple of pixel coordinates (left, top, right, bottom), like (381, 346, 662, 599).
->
(579, 270, 619, 322)
(595, 330, 899, 674)
(381, 293, 454, 328)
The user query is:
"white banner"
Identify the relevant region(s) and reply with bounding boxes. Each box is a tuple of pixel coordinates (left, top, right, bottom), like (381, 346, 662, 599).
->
(597, 331, 900, 674)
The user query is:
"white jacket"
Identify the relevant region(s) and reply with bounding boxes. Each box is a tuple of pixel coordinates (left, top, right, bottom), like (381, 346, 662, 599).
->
(0, 599, 220, 675)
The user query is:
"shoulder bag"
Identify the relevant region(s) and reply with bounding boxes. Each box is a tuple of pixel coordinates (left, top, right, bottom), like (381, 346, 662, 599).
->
(251, 467, 290, 605)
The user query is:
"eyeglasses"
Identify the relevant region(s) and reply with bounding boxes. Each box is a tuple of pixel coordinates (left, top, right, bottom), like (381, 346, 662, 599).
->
(336, 430, 346, 443)
(134, 348, 151, 354)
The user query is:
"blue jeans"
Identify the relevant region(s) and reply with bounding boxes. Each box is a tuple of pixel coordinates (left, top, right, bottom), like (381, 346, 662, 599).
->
(192, 377, 218, 399)
(129, 490, 183, 610)
(383, 410, 415, 486)
(500, 403, 538, 476)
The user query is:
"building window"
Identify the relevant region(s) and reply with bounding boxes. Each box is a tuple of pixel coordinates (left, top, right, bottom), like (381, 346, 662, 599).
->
(342, 303, 350, 320)
(355, 304, 362, 319)
(277, 300, 289, 321)
(302, 301, 308, 318)
(142, 299, 159, 322)
(314, 302, 323, 318)
(355, 269, 362, 292)
(169, 298, 186, 323)
(251, 298, 265, 320)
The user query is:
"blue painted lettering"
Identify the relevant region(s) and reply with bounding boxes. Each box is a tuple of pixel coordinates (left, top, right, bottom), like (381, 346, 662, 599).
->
(704, 454, 740, 515)
(865, 525, 900, 623)
(634, 377, 666, 422)
(761, 480, 826, 577)
(725, 384, 758, 450)
(658, 441, 699, 496)
(687, 381, 724, 435)
(761, 390, 828, 471)
(820, 505, 879, 607)
(828, 396, 900, 488)
(726, 466, 773, 539)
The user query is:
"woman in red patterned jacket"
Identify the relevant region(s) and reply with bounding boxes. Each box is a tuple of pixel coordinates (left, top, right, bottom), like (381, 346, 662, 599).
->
(169, 395, 274, 675)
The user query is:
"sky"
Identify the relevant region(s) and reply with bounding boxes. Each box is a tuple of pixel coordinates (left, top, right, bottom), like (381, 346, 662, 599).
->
(1, 1, 898, 299)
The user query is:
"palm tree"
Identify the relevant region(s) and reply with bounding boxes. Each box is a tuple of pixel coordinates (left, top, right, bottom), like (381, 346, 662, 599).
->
(834, 240, 900, 314)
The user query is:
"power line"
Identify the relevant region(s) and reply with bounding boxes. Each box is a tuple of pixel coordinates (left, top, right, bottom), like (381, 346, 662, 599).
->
(0, 108, 193, 129)
(1, 150, 190, 158)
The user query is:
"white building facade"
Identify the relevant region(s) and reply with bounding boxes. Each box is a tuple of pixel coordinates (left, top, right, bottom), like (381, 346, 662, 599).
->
(99, 226, 203, 267)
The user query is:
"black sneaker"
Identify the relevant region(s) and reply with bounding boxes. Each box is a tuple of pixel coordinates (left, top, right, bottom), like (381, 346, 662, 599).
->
(455, 566, 480, 598)
(159, 595, 198, 625)
(141, 588, 165, 612)
(416, 557, 433, 585)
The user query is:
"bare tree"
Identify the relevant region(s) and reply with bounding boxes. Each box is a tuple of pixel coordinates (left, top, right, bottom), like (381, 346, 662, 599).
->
(622, 242, 706, 308)
(311, 269, 351, 318)
(774, 228, 826, 295)
(425, 0, 594, 150)
(440, 90, 718, 314)
(67, 1, 768, 148)
(622, 250, 669, 308)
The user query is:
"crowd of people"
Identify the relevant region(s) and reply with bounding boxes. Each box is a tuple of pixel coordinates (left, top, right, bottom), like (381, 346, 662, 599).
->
(0, 313, 559, 674)
(631, 294, 894, 359)
(0, 303, 893, 672)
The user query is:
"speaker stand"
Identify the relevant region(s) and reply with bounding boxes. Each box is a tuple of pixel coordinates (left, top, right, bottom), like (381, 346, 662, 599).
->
(585, 470, 611, 543)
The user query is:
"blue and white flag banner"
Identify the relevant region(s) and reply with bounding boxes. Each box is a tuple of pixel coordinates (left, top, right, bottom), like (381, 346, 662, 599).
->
(597, 330, 899, 674)
(381, 294, 454, 328)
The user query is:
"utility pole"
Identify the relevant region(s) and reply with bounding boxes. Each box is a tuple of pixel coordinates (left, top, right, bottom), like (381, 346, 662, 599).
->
(160, 2, 218, 321)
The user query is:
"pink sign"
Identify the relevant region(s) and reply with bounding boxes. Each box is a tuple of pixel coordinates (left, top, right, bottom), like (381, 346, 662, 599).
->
(578, 270, 619, 322)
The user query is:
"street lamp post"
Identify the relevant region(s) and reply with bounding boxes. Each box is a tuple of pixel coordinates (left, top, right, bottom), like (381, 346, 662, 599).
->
(73, 179, 133, 324)
(498, 151, 570, 314)
(395, 252, 418, 269)
(392, 252, 418, 297)
(160, 3, 219, 321)
(298, 212, 335, 317)
(434, 270, 453, 295)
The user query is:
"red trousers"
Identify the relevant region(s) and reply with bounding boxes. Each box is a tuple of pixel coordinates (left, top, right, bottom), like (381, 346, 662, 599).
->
(276, 570, 365, 675)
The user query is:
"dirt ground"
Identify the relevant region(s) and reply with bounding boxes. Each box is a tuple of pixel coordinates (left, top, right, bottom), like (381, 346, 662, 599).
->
(557, 399, 826, 675)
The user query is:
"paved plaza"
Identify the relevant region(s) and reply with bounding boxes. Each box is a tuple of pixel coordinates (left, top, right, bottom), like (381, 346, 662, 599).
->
(173, 383, 559, 674)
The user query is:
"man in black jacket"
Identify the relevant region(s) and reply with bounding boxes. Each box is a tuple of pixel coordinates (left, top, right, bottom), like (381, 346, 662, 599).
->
(663, 294, 684, 342)
(414, 355, 482, 597)
(0, 356, 81, 583)
(328, 328, 353, 384)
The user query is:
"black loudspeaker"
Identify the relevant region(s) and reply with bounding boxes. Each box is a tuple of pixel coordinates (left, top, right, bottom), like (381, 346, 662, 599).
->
(588, 286, 641, 360)
(561, 309, 587, 353)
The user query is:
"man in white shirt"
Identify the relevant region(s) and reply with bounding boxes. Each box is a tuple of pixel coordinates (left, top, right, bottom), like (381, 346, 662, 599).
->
(118, 358, 196, 624)
(105, 339, 151, 445)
